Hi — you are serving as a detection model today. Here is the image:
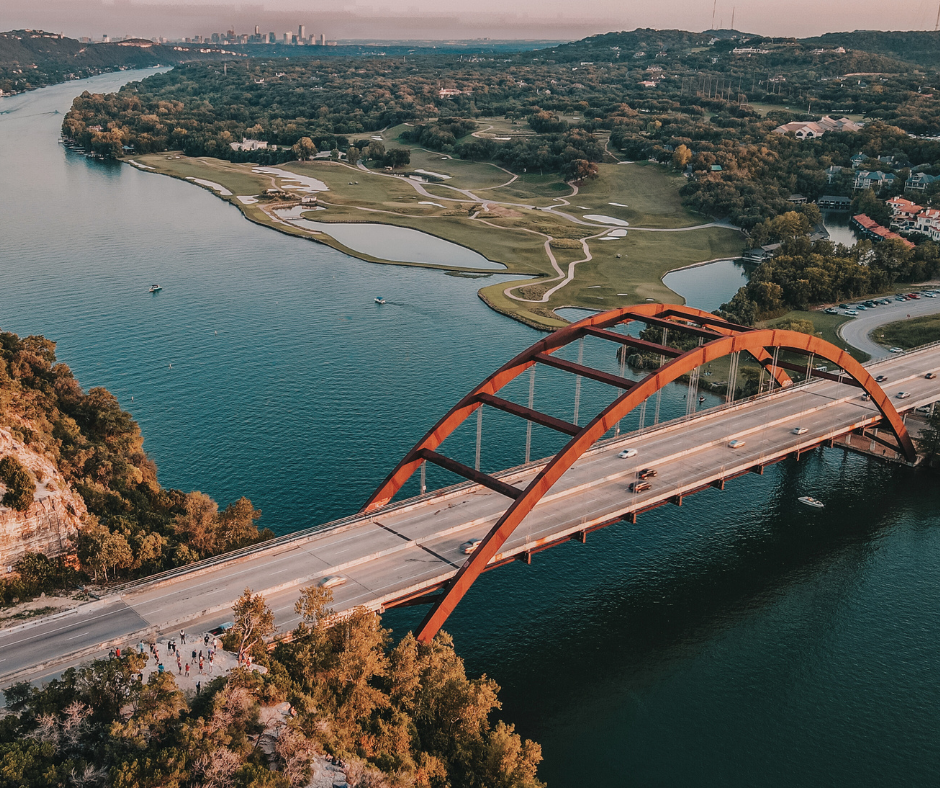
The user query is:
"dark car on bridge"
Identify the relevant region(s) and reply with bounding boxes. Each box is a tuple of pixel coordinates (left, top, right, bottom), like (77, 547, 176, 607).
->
(637, 468, 657, 479)
(630, 481, 652, 493)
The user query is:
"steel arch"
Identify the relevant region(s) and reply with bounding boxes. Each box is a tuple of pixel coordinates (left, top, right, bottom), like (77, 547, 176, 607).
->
(361, 305, 915, 642)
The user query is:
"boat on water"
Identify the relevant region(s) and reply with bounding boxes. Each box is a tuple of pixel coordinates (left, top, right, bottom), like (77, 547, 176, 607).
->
(148, 284, 162, 293)
(374, 296, 386, 304)
(798, 496, 825, 509)
(698, 396, 706, 403)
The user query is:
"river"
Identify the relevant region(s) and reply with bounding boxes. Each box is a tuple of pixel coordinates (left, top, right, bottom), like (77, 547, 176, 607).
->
(2, 72, 940, 787)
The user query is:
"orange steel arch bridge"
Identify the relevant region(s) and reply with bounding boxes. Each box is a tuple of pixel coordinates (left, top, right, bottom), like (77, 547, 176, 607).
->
(361, 304, 917, 643)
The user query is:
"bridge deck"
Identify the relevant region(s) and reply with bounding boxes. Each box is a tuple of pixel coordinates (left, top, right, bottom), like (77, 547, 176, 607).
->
(2, 345, 938, 686)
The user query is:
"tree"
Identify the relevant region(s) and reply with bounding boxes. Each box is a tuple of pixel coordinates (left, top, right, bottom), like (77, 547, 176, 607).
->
(563, 158, 598, 181)
(671, 143, 692, 170)
(365, 141, 385, 161)
(383, 147, 411, 168)
(175, 490, 219, 555)
(230, 588, 276, 660)
(75, 519, 134, 582)
(346, 146, 360, 166)
(0, 455, 35, 512)
(291, 136, 317, 161)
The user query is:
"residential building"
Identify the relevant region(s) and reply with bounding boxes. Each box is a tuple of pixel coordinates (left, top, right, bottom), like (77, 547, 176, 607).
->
(230, 138, 269, 151)
(853, 170, 896, 191)
(886, 197, 923, 229)
(773, 115, 863, 140)
(905, 172, 939, 192)
(914, 209, 940, 241)
(851, 214, 915, 248)
(817, 195, 852, 210)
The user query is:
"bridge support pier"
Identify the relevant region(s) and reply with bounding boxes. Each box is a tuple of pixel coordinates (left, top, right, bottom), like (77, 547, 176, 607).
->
(623, 512, 638, 524)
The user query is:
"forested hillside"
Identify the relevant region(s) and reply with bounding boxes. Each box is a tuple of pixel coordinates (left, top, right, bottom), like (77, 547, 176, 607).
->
(0, 330, 272, 602)
(0, 29, 235, 95)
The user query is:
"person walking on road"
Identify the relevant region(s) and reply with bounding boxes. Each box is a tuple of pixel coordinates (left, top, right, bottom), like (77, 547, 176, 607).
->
(199, 656, 204, 674)
(185, 663, 190, 678)
(180, 629, 186, 645)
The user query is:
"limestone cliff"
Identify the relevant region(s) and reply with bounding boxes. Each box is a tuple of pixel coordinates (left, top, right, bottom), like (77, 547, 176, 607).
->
(0, 427, 85, 575)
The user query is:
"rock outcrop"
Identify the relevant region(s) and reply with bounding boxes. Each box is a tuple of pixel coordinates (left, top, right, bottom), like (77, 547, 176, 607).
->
(0, 427, 85, 574)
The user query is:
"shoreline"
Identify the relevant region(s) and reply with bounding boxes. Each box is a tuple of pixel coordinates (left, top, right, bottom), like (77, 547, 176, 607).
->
(119, 153, 742, 330)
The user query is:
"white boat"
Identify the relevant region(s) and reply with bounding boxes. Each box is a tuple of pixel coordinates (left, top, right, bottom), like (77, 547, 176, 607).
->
(148, 284, 162, 293)
(374, 296, 386, 304)
(798, 496, 824, 509)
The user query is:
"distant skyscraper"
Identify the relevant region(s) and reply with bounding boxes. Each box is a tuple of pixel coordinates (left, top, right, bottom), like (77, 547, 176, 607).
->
(298, 24, 305, 41)
(254, 25, 260, 36)
(268, 32, 276, 44)
(284, 32, 292, 44)
(318, 33, 325, 46)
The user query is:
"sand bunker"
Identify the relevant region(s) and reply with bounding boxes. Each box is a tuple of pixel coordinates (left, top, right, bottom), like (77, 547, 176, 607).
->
(186, 177, 232, 196)
(584, 214, 630, 226)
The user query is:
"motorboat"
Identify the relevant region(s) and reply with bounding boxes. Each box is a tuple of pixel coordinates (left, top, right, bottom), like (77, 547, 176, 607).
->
(374, 296, 386, 304)
(798, 496, 824, 509)
(148, 284, 162, 293)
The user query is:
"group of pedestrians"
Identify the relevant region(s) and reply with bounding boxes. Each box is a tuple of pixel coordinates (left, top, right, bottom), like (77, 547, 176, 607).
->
(114, 630, 224, 686)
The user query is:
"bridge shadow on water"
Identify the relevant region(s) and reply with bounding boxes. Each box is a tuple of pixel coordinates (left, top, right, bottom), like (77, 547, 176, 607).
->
(383, 449, 940, 787)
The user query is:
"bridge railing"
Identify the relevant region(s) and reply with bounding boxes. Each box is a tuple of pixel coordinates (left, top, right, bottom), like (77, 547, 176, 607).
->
(111, 343, 940, 596)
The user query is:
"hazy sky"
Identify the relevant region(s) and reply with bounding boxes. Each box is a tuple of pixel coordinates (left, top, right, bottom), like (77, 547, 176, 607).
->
(4, 0, 940, 40)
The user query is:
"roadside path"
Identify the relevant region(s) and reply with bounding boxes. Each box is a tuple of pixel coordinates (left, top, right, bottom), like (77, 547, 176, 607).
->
(838, 291, 940, 358)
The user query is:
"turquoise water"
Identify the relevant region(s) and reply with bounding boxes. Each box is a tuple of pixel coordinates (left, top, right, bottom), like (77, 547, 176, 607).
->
(3, 72, 940, 787)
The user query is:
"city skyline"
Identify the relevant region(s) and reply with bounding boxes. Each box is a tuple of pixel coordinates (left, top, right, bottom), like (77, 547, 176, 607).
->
(3, 0, 940, 41)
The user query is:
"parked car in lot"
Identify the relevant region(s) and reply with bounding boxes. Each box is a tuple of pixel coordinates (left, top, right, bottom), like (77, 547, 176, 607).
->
(924, 292, 936, 298)
(879, 299, 892, 305)
(637, 468, 657, 479)
(876, 375, 889, 383)
(461, 539, 482, 555)
(845, 310, 858, 316)
(926, 372, 937, 379)
(857, 305, 868, 310)
(630, 481, 652, 493)
(792, 427, 808, 435)
(617, 448, 638, 459)
(896, 391, 911, 399)
(896, 296, 907, 302)
(728, 439, 746, 449)
(908, 293, 921, 299)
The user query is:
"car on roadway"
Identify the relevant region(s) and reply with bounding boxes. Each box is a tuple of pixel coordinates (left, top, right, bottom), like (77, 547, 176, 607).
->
(860, 393, 871, 401)
(637, 468, 657, 479)
(926, 372, 938, 379)
(845, 309, 859, 316)
(889, 347, 904, 354)
(728, 439, 746, 449)
(209, 622, 234, 637)
(318, 575, 347, 589)
(630, 481, 652, 493)
(617, 448, 638, 459)
(792, 427, 809, 435)
(876, 375, 889, 383)
(461, 539, 482, 555)
(896, 391, 911, 399)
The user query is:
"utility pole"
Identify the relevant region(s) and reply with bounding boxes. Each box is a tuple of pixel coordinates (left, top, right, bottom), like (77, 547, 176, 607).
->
(712, 0, 717, 29)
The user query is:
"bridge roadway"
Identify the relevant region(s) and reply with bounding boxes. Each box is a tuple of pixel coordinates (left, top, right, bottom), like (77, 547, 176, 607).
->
(2, 345, 939, 687)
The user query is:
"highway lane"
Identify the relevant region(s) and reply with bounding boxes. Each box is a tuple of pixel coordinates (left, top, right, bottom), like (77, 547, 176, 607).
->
(2, 345, 939, 685)
(837, 289, 940, 359)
